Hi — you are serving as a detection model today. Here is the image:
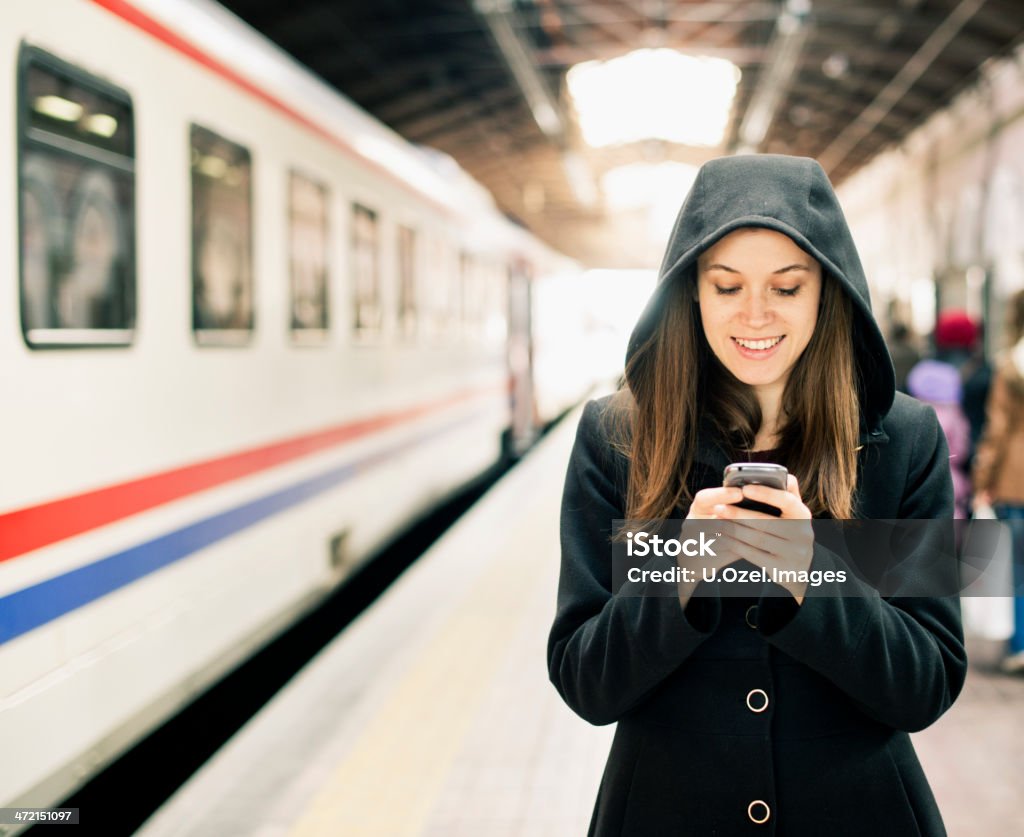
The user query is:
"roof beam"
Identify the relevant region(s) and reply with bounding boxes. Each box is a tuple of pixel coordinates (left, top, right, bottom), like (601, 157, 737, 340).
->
(783, 84, 921, 135)
(655, 0, 779, 29)
(663, 2, 753, 45)
(472, 0, 569, 139)
(971, 0, 1024, 39)
(517, 1, 781, 29)
(817, 0, 987, 173)
(798, 48, 965, 93)
(733, 0, 811, 153)
(397, 88, 528, 140)
(792, 71, 940, 118)
(375, 80, 500, 126)
(552, 0, 646, 47)
(472, 0, 600, 207)
(425, 117, 544, 160)
(532, 41, 765, 65)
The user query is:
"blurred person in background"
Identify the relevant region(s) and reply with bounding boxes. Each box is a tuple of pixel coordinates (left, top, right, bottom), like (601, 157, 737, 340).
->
(549, 155, 965, 836)
(906, 359, 972, 518)
(972, 289, 1024, 674)
(932, 309, 977, 368)
(930, 309, 991, 464)
(959, 320, 993, 466)
(888, 321, 920, 393)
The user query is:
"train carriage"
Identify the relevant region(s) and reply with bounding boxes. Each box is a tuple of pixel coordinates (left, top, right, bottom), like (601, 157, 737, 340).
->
(0, 0, 597, 812)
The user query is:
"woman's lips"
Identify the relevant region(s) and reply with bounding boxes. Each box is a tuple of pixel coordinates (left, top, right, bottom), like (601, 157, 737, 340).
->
(731, 335, 785, 359)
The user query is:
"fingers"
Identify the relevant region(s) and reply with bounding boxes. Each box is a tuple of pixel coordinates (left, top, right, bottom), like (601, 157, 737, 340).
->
(713, 534, 773, 566)
(720, 519, 788, 550)
(738, 483, 811, 519)
(690, 481, 811, 521)
(712, 526, 814, 572)
(712, 503, 777, 520)
(688, 486, 743, 519)
(705, 512, 814, 568)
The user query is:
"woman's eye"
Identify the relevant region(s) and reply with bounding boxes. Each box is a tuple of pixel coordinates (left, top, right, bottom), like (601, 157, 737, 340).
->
(711, 284, 800, 296)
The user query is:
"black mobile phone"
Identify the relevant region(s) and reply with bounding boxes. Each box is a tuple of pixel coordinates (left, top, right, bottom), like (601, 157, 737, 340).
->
(722, 463, 788, 516)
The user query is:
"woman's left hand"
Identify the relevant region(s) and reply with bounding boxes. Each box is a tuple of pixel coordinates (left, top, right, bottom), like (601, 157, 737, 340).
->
(712, 475, 815, 604)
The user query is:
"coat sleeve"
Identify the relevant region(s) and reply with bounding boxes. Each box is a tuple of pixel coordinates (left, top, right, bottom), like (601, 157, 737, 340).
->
(547, 399, 720, 726)
(755, 405, 967, 732)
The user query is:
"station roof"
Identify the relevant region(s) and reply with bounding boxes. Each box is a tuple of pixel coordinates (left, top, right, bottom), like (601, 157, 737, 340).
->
(220, 0, 1024, 267)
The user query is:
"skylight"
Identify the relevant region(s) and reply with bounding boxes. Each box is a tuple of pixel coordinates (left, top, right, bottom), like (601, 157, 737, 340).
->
(566, 49, 741, 148)
(601, 161, 699, 212)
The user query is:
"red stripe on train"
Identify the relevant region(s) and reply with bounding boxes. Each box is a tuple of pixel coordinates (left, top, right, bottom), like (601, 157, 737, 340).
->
(0, 387, 500, 563)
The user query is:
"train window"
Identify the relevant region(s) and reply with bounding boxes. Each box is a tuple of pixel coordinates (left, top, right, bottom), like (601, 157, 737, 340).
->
(191, 124, 253, 344)
(422, 236, 447, 341)
(483, 260, 508, 343)
(397, 225, 417, 340)
(351, 204, 381, 336)
(458, 252, 471, 329)
(444, 242, 461, 338)
(288, 171, 330, 341)
(18, 46, 136, 347)
(460, 251, 487, 336)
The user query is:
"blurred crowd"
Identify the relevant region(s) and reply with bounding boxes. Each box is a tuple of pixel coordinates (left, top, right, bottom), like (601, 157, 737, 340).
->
(890, 290, 1024, 674)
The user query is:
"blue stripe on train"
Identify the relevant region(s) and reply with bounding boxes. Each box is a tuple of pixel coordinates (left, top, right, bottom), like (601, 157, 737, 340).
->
(0, 411, 487, 646)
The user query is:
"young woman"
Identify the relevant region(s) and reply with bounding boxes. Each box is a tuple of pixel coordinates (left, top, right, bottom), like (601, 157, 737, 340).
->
(548, 155, 966, 836)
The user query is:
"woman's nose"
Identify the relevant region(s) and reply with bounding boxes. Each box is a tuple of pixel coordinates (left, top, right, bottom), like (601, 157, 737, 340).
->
(741, 294, 772, 326)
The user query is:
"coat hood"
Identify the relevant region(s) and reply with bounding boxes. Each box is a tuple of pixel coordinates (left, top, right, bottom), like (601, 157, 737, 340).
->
(625, 154, 895, 429)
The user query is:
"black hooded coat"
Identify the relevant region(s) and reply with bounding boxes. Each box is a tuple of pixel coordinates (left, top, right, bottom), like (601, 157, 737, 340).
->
(547, 156, 966, 836)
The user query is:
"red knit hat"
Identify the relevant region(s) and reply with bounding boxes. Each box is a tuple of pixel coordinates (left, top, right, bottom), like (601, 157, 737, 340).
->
(934, 309, 978, 349)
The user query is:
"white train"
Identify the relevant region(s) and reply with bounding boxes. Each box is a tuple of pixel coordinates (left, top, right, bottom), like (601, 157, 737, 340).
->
(0, 0, 605, 813)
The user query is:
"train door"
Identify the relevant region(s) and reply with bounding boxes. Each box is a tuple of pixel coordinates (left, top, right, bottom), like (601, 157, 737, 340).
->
(505, 259, 536, 458)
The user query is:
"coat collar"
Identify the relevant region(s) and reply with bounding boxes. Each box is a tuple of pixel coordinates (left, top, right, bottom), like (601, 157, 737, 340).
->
(692, 416, 889, 472)
(859, 415, 890, 446)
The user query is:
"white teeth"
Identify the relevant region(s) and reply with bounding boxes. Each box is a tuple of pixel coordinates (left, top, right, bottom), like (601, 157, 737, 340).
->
(735, 336, 782, 350)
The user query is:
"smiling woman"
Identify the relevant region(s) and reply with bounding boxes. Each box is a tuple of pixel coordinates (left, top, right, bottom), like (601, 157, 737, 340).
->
(548, 154, 965, 837)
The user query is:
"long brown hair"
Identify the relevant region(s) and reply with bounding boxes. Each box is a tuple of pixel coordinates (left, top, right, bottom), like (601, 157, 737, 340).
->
(608, 268, 860, 521)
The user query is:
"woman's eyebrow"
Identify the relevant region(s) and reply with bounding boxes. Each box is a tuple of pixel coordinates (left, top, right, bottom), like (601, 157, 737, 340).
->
(702, 263, 811, 274)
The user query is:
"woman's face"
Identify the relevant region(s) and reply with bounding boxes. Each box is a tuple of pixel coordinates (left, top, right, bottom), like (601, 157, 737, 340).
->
(697, 228, 822, 401)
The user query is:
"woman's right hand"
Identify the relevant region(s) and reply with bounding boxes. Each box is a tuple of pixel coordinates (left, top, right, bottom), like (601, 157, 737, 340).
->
(676, 487, 744, 607)
(973, 490, 992, 511)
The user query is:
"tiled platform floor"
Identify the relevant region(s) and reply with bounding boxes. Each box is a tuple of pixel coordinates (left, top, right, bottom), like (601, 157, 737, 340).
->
(913, 637, 1024, 836)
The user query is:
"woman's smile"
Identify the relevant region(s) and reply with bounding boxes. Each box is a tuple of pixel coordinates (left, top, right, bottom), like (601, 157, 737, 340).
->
(732, 335, 786, 358)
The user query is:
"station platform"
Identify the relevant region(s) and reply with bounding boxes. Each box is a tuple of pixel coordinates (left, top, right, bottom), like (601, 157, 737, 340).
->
(137, 402, 1024, 837)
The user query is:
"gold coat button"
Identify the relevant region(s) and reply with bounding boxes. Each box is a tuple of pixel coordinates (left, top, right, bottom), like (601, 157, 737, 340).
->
(746, 688, 769, 713)
(745, 604, 759, 629)
(748, 799, 770, 824)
